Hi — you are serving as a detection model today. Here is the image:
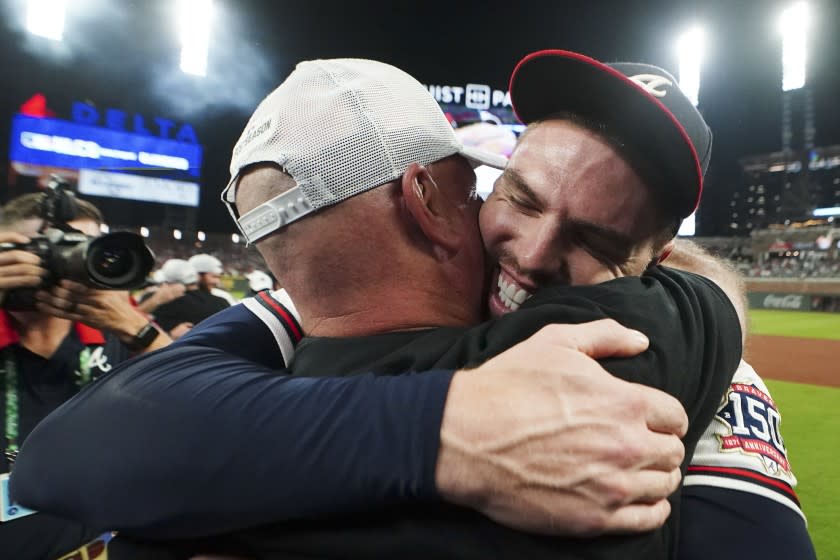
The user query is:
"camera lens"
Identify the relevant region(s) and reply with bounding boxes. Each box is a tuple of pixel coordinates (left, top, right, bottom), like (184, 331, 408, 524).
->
(85, 232, 154, 289)
(91, 247, 135, 280)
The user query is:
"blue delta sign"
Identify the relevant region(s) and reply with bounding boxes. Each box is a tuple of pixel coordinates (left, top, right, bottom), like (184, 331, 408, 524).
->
(70, 102, 199, 145)
(10, 108, 202, 178)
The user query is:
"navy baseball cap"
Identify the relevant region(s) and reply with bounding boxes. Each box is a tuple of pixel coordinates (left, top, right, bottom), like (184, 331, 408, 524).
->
(509, 49, 712, 220)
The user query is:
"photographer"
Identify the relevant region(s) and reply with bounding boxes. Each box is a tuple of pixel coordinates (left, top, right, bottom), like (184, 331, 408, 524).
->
(0, 192, 169, 559)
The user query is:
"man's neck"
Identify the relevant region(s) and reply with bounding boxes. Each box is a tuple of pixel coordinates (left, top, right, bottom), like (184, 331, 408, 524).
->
(8, 312, 73, 359)
(298, 284, 480, 338)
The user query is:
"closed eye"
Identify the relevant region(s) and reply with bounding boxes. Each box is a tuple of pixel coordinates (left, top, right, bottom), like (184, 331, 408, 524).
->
(496, 169, 544, 215)
(567, 223, 636, 272)
(508, 194, 541, 215)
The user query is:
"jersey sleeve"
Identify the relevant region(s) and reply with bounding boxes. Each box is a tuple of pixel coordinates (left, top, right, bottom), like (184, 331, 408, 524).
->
(10, 345, 454, 539)
(686, 360, 807, 520)
(679, 486, 816, 560)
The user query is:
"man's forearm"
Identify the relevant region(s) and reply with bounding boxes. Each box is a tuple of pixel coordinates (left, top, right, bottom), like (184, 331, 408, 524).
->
(11, 346, 453, 538)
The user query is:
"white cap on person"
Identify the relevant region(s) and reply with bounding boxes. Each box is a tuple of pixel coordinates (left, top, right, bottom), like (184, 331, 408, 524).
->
(221, 58, 507, 243)
(160, 259, 198, 285)
(246, 270, 273, 292)
(189, 254, 223, 275)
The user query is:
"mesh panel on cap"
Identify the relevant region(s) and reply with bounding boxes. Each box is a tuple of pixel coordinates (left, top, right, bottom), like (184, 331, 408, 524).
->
(229, 58, 464, 212)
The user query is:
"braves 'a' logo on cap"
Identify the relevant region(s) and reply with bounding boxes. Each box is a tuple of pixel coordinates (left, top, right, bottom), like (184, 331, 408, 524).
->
(627, 74, 673, 98)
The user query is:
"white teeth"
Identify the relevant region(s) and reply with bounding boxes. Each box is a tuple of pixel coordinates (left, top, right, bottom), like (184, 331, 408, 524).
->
(505, 282, 516, 298)
(495, 271, 534, 313)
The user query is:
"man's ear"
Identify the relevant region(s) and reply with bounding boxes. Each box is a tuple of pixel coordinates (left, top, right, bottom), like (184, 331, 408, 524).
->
(401, 163, 462, 253)
(655, 239, 676, 265)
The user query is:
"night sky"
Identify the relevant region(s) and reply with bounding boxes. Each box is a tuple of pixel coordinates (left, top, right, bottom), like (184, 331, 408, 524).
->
(1, 0, 838, 235)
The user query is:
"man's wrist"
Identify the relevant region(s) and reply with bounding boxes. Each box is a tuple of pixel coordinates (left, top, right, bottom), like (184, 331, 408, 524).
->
(116, 314, 152, 343)
(435, 369, 489, 508)
(121, 319, 162, 351)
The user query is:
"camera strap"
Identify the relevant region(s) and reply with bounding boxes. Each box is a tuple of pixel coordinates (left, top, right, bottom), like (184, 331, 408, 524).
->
(2, 341, 96, 470)
(2, 351, 19, 469)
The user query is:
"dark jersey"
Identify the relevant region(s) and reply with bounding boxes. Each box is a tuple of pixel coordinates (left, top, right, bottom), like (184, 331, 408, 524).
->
(152, 289, 229, 332)
(214, 267, 741, 559)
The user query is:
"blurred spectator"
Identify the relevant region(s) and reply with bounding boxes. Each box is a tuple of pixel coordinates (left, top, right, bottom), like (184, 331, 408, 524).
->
(189, 254, 238, 305)
(245, 269, 279, 297)
(137, 280, 187, 315)
(152, 258, 229, 338)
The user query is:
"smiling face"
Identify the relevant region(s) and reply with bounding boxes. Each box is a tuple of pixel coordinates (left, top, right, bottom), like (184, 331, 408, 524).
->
(479, 119, 672, 316)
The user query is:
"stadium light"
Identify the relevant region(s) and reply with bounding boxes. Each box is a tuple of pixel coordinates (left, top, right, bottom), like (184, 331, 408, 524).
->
(231, 233, 240, 244)
(178, 0, 213, 76)
(173, 229, 182, 240)
(26, 0, 65, 41)
(676, 26, 704, 106)
(140, 226, 150, 238)
(813, 207, 840, 217)
(779, 2, 809, 91)
(197, 230, 206, 241)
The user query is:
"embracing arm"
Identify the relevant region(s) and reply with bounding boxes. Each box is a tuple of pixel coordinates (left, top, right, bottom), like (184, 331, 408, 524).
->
(11, 345, 454, 538)
(11, 302, 685, 540)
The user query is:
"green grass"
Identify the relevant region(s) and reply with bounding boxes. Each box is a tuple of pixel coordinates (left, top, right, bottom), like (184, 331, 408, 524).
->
(765, 380, 840, 559)
(749, 309, 840, 340)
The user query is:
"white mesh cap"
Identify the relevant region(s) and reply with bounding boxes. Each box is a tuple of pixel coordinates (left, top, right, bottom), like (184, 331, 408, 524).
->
(222, 58, 507, 243)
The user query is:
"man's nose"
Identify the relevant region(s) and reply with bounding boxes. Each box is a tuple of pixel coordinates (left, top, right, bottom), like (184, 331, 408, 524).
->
(516, 225, 566, 283)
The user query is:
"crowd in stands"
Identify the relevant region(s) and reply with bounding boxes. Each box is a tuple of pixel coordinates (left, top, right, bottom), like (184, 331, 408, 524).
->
(692, 237, 840, 280)
(742, 256, 840, 279)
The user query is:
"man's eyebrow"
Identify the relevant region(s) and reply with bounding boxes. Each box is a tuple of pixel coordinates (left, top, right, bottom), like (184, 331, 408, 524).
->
(498, 168, 546, 208)
(566, 218, 636, 252)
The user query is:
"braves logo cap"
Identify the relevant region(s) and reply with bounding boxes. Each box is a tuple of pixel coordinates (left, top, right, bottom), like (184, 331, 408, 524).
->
(222, 58, 507, 243)
(509, 50, 713, 220)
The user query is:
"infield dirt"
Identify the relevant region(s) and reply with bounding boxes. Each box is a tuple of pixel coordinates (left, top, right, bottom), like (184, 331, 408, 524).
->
(746, 334, 840, 387)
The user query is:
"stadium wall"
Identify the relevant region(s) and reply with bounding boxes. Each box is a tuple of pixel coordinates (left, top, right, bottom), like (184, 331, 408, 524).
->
(746, 279, 840, 312)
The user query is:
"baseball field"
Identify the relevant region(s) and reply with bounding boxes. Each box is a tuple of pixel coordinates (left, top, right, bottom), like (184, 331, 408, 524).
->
(746, 309, 840, 559)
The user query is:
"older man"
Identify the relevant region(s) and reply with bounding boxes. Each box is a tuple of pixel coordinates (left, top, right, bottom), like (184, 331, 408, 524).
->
(14, 55, 747, 559)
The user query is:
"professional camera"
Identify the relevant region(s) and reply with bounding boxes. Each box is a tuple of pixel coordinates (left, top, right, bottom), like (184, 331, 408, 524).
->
(0, 176, 155, 311)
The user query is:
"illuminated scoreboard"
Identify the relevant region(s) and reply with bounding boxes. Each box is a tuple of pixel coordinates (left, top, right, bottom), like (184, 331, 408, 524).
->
(8, 99, 204, 208)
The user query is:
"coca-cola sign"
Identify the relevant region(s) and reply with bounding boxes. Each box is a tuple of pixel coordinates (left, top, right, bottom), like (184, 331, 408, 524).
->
(749, 292, 812, 311)
(763, 294, 804, 309)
